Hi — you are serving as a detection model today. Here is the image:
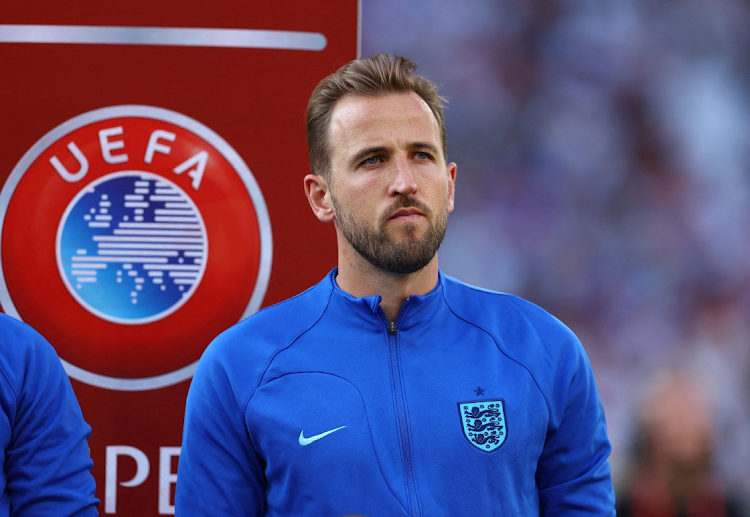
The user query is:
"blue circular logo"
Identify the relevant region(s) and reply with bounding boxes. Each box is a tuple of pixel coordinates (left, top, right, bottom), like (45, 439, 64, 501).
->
(56, 171, 208, 324)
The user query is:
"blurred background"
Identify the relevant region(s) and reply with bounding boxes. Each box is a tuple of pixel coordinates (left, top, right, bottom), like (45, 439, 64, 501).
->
(362, 0, 750, 508)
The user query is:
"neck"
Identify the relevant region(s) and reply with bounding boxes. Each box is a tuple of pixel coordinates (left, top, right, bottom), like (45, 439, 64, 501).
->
(335, 249, 439, 322)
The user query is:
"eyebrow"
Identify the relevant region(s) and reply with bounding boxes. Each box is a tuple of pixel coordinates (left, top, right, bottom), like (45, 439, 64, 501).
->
(349, 146, 389, 168)
(410, 142, 440, 154)
(348, 142, 440, 168)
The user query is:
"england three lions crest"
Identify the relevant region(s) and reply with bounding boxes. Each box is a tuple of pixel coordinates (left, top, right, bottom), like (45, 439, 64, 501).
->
(458, 400, 507, 452)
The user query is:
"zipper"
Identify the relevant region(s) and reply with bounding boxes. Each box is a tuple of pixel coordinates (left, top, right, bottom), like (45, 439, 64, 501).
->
(387, 318, 422, 516)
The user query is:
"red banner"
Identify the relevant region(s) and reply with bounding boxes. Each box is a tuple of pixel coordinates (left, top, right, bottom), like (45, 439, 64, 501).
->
(0, 2, 357, 513)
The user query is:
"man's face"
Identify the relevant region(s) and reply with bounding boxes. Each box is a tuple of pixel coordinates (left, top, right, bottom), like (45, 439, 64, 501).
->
(326, 92, 456, 274)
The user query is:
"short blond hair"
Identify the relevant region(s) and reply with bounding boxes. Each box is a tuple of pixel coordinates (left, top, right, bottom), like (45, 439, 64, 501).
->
(306, 54, 447, 180)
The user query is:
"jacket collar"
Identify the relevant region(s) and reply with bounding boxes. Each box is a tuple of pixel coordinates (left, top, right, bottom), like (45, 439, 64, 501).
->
(324, 268, 445, 327)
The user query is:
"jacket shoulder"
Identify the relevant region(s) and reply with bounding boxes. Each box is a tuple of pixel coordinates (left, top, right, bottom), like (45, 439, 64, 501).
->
(215, 280, 329, 352)
(193, 277, 333, 400)
(441, 275, 589, 397)
(441, 275, 574, 342)
(0, 314, 63, 399)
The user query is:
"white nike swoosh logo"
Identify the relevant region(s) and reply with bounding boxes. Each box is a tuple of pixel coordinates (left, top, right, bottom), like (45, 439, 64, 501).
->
(298, 425, 346, 446)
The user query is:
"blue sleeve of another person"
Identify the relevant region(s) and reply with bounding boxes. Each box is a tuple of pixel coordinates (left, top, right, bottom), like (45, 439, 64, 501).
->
(0, 313, 99, 515)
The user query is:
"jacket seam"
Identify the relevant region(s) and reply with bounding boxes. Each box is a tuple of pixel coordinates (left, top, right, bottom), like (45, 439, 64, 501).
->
(242, 284, 336, 416)
(441, 286, 554, 420)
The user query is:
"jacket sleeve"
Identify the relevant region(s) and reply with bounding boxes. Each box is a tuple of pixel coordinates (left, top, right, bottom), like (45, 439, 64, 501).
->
(176, 335, 266, 515)
(1, 317, 99, 515)
(536, 332, 616, 516)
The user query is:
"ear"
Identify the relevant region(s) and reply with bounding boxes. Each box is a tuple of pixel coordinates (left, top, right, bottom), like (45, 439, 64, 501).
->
(446, 162, 457, 213)
(304, 173, 335, 223)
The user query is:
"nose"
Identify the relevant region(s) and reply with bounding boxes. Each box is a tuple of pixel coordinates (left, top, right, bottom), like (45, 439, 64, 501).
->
(388, 156, 418, 197)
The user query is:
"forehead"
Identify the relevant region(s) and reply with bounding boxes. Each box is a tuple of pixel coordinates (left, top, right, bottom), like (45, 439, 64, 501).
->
(328, 92, 442, 161)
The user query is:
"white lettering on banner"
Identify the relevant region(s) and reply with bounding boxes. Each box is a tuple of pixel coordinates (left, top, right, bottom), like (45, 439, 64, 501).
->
(104, 445, 180, 515)
(48, 128, 206, 190)
(145, 130, 176, 164)
(159, 447, 181, 514)
(105, 446, 150, 514)
(50, 142, 89, 182)
(99, 126, 129, 164)
(173, 151, 208, 190)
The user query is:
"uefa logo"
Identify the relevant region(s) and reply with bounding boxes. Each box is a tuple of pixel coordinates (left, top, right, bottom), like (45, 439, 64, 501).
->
(0, 105, 272, 390)
(57, 171, 209, 325)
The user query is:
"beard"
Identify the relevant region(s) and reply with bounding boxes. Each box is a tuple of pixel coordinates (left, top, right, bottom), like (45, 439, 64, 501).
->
(331, 194, 449, 275)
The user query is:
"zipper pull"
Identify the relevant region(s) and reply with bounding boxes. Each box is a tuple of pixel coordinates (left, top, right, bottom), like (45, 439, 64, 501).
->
(388, 321, 398, 335)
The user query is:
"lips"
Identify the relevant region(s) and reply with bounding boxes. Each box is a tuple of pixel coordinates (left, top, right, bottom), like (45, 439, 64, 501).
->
(388, 207, 424, 220)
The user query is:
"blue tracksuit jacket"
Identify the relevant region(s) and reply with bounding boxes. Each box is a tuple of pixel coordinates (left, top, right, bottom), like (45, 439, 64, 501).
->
(177, 269, 615, 515)
(0, 313, 98, 515)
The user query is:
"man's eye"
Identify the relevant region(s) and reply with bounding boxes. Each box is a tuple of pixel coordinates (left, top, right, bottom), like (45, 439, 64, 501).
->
(415, 152, 430, 160)
(363, 156, 379, 166)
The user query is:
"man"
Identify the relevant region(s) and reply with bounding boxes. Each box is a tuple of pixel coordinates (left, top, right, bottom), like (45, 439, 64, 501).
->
(0, 313, 99, 515)
(176, 54, 615, 515)
(616, 373, 747, 516)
